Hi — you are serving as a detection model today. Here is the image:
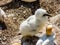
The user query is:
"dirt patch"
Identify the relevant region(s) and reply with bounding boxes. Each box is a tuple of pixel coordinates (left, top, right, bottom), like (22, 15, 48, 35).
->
(0, 0, 12, 6)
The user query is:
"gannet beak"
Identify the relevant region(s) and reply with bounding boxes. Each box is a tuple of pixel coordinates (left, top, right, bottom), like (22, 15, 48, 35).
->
(43, 14, 52, 17)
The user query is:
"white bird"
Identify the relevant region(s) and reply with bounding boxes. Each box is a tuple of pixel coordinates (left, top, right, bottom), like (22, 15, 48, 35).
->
(0, 8, 6, 18)
(21, 0, 36, 2)
(50, 14, 60, 24)
(19, 8, 51, 36)
(36, 33, 55, 45)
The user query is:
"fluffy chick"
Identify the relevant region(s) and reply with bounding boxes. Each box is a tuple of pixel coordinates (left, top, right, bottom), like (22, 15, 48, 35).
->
(19, 8, 51, 36)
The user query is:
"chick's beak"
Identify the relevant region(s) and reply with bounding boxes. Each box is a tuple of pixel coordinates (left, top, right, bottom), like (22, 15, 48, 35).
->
(43, 14, 52, 17)
(46, 14, 52, 17)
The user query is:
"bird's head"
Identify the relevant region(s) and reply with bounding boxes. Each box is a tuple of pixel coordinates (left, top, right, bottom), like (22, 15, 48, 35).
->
(35, 8, 51, 21)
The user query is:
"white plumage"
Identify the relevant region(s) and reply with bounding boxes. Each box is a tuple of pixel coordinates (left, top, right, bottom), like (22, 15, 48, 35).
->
(36, 33, 55, 45)
(50, 14, 60, 24)
(0, 8, 6, 18)
(19, 8, 50, 36)
(21, 0, 36, 2)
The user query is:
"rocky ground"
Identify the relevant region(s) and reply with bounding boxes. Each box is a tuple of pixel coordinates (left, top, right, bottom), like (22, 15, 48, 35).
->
(0, 0, 60, 45)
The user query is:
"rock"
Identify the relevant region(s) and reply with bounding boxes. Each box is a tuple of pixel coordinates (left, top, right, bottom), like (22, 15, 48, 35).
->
(1, 41, 6, 45)
(21, 36, 39, 45)
(0, 0, 12, 6)
(7, 14, 15, 17)
(21, 0, 36, 2)
(0, 30, 2, 34)
(23, 11, 26, 14)
(12, 42, 21, 45)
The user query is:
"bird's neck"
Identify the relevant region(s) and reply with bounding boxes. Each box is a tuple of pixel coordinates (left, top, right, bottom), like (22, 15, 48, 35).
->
(35, 17, 42, 25)
(35, 17, 47, 25)
(35, 17, 41, 22)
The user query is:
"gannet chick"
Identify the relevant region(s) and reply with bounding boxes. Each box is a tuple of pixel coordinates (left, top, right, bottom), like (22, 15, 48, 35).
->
(36, 25, 56, 45)
(19, 8, 51, 36)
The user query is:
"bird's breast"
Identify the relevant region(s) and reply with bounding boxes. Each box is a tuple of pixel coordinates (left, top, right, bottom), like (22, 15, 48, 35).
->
(36, 22, 46, 33)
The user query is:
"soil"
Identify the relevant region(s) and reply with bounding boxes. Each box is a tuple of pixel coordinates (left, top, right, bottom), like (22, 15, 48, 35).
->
(0, 0, 12, 6)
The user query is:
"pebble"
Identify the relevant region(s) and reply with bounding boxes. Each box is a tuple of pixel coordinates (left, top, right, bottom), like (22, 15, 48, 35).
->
(23, 11, 26, 14)
(3, 36, 7, 41)
(1, 41, 6, 45)
(7, 14, 15, 17)
(21, 5, 24, 7)
(12, 42, 21, 45)
(0, 30, 2, 34)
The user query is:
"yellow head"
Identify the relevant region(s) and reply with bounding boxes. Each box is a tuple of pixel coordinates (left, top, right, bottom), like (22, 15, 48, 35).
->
(46, 25, 53, 36)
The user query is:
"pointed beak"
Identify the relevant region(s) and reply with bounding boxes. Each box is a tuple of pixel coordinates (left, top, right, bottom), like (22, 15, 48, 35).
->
(46, 14, 52, 17)
(43, 14, 52, 17)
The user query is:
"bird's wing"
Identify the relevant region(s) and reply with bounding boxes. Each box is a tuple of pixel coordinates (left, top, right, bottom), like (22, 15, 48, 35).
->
(25, 15, 38, 32)
(26, 15, 34, 22)
(20, 15, 34, 30)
